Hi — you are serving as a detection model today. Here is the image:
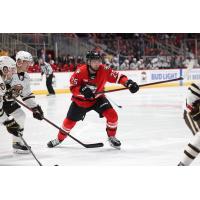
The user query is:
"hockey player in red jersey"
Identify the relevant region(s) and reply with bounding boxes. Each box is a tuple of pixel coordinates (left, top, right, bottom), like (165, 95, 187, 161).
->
(47, 51, 139, 149)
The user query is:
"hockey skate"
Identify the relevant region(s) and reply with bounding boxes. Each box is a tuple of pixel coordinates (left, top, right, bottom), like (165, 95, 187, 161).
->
(12, 142, 30, 154)
(108, 136, 121, 149)
(47, 138, 62, 148)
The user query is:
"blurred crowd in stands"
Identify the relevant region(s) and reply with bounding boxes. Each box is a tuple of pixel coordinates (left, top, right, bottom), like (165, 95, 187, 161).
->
(1, 33, 200, 73)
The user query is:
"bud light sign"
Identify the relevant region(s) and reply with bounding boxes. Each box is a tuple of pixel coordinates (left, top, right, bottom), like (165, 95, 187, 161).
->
(151, 72, 178, 81)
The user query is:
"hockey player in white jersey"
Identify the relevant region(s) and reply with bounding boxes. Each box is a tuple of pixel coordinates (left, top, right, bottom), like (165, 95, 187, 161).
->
(0, 52, 44, 153)
(0, 58, 24, 138)
(178, 82, 200, 166)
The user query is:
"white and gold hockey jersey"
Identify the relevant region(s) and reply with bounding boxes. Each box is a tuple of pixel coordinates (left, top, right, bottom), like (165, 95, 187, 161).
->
(184, 82, 200, 135)
(185, 83, 200, 112)
(0, 76, 9, 123)
(10, 72, 37, 108)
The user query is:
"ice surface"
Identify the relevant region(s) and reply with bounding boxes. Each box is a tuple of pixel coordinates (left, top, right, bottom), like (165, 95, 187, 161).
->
(0, 86, 196, 166)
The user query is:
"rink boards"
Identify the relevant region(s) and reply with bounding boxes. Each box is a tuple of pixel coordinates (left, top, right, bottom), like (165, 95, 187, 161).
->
(29, 69, 200, 95)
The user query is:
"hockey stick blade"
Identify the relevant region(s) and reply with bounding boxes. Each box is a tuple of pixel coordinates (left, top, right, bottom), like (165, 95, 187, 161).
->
(84, 142, 104, 148)
(66, 130, 104, 148)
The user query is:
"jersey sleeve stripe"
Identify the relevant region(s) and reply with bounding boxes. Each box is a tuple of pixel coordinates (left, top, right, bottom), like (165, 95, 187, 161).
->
(188, 87, 200, 98)
(22, 94, 35, 101)
(184, 150, 195, 159)
(191, 83, 200, 90)
(188, 143, 200, 153)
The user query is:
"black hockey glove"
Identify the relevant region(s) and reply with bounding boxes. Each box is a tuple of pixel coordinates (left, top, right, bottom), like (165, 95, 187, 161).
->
(125, 79, 139, 93)
(3, 118, 22, 137)
(4, 84, 23, 100)
(4, 90, 13, 100)
(191, 100, 200, 121)
(80, 86, 95, 99)
(32, 105, 44, 120)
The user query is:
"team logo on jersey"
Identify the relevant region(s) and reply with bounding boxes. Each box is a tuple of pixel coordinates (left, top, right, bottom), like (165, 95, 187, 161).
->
(71, 77, 78, 85)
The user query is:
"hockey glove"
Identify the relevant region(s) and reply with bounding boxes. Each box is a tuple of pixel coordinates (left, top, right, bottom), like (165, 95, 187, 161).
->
(32, 105, 44, 120)
(125, 80, 139, 93)
(191, 100, 200, 121)
(4, 84, 23, 100)
(3, 118, 22, 137)
(80, 86, 95, 99)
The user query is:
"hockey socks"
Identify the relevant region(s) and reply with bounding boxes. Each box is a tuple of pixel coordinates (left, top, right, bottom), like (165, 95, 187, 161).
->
(179, 132, 200, 165)
(102, 108, 118, 137)
(57, 118, 76, 141)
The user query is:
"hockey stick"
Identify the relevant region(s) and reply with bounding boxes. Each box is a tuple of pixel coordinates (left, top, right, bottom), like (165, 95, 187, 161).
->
(18, 133, 43, 166)
(95, 77, 183, 95)
(14, 98, 103, 148)
(107, 95, 122, 108)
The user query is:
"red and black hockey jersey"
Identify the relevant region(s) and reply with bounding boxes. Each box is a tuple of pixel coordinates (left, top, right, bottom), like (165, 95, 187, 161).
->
(70, 64, 129, 108)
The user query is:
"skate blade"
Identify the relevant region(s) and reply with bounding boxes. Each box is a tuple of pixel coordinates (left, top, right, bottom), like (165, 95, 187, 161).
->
(110, 144, 121, 150)
(13, 149, 30, 154)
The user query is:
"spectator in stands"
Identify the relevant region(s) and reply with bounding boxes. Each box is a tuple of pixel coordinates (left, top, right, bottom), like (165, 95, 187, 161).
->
(46, 53, 54, 64)
(150, 57, 159, 69)
(110, 56, 119, 70)
(159, 60, 170, 69)
(38, 49, 46, 61)
(50, 60, 58, 71)
(137, 59, 145, 70)
(0, 49, 9, 56)
(130, 58, 138, 70)
(120, 59, 130, 70)
(146, 60, 153, 69)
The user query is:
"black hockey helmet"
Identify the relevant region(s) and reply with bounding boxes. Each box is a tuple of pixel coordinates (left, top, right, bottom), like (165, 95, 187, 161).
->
(86, 51, 102, 60)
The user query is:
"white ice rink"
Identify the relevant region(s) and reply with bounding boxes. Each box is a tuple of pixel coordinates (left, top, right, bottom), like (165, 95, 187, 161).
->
(0, 86, 197, 166)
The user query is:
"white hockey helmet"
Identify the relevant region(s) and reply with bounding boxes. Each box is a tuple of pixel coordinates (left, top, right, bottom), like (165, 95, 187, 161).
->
(0, 56, 16, 71)
(0, 56, 17, 80)
(16, 51, 33, 62)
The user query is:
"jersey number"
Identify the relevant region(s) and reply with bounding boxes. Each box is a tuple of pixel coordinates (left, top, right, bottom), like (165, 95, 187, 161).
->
(71, 78, 78, 85)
